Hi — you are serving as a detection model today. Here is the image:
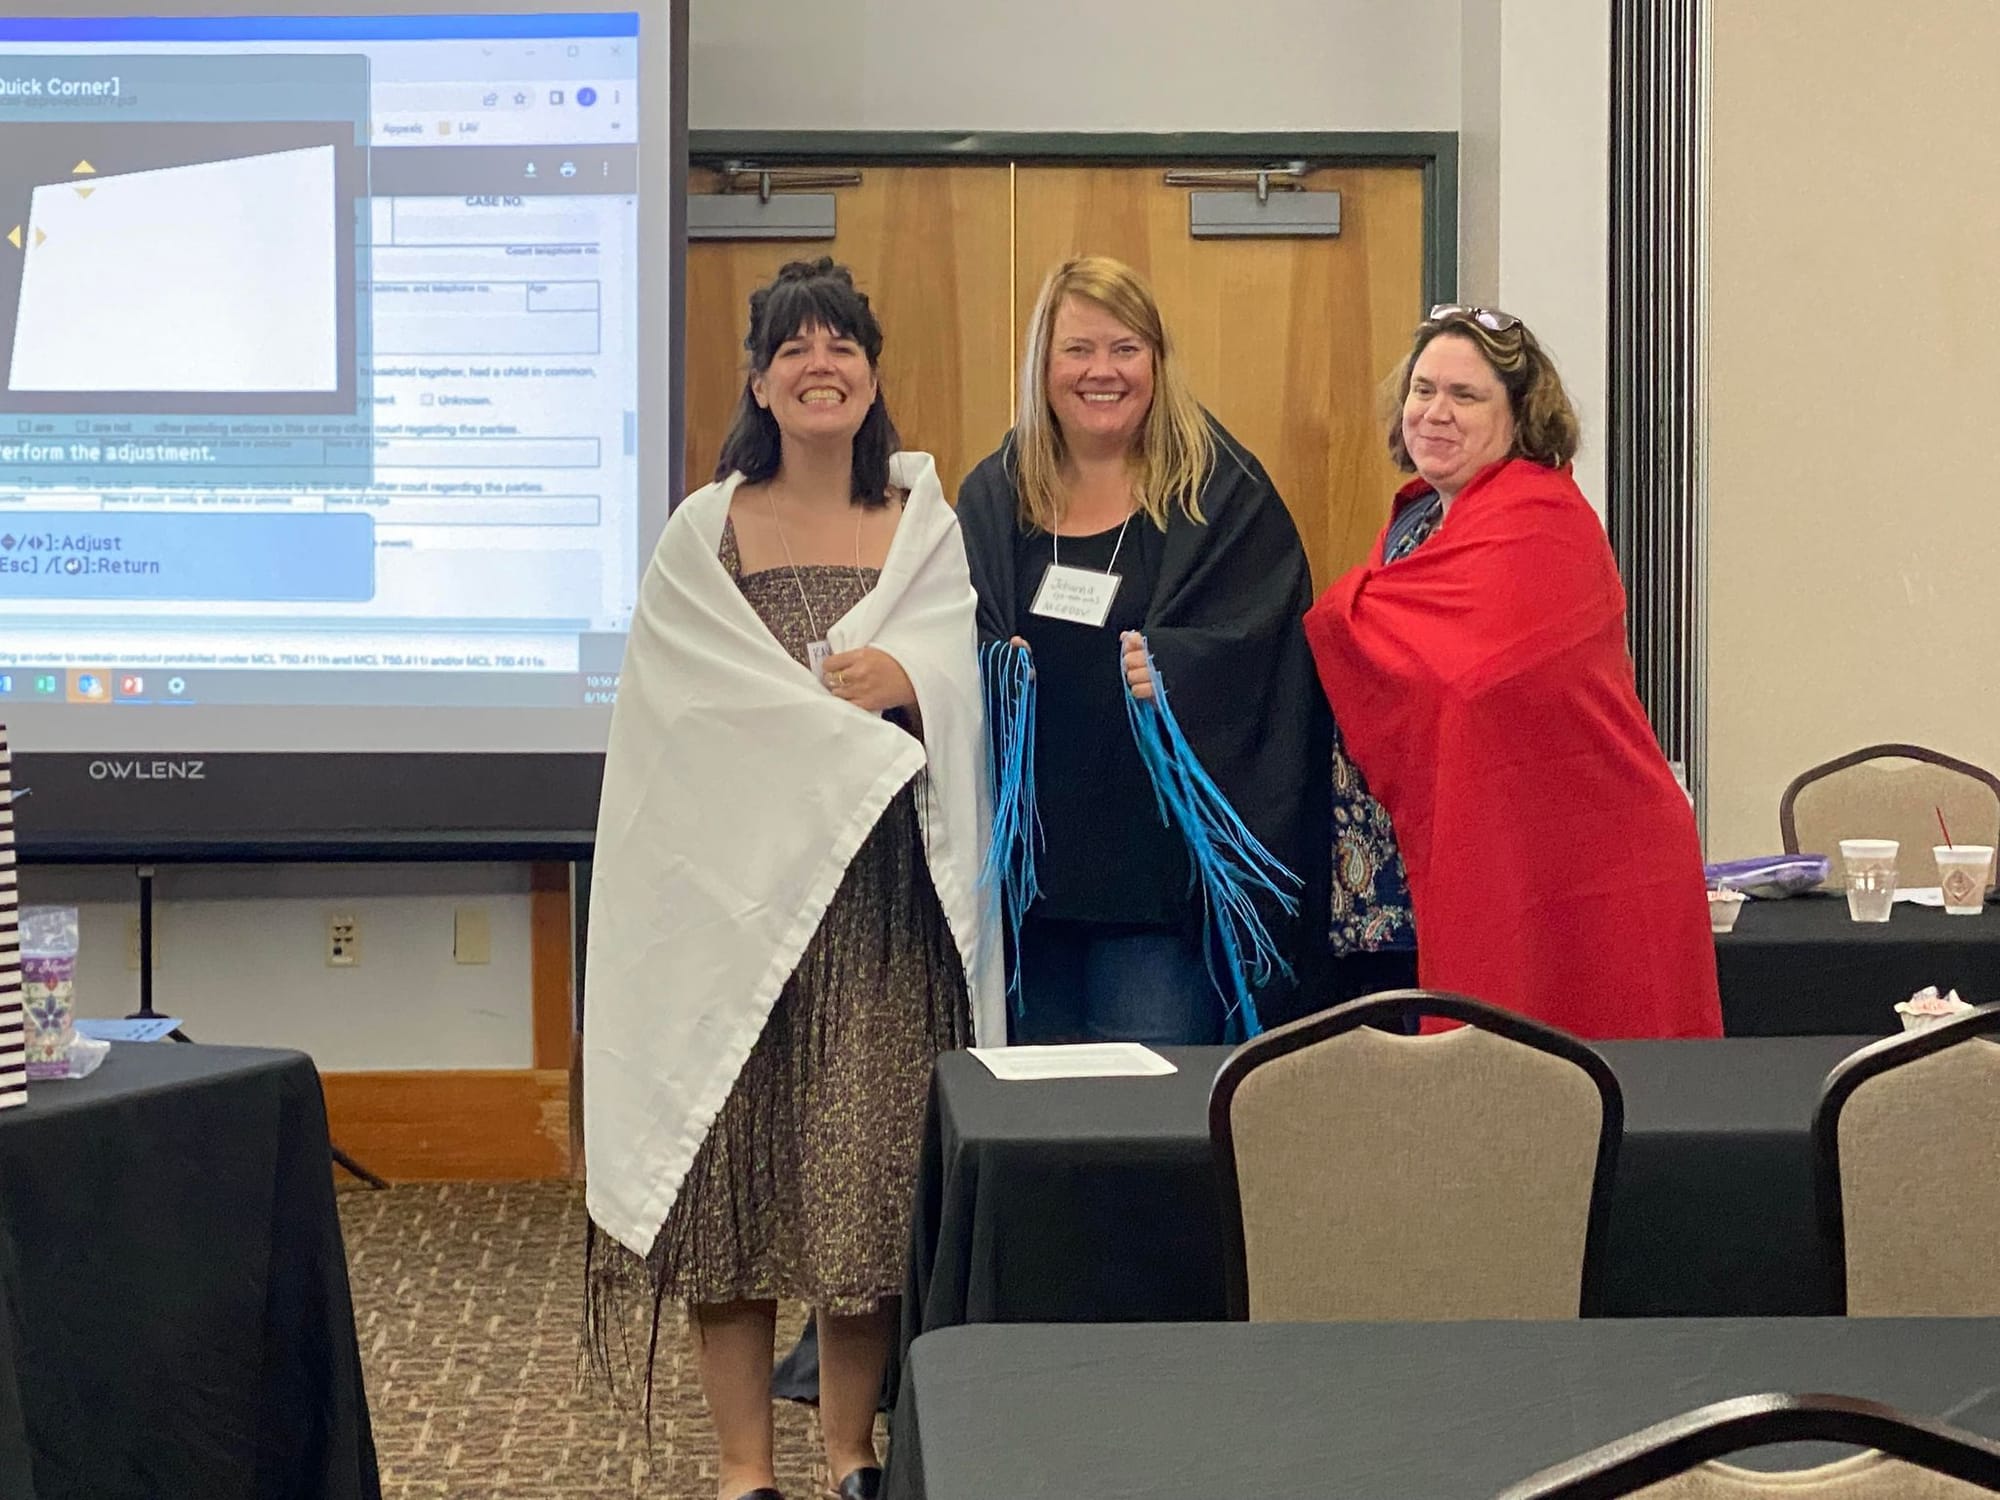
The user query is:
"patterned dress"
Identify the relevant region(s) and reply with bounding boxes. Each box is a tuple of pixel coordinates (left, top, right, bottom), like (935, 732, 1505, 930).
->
(636, 519, 970, 1314)
(1326, 490, 1445, 956)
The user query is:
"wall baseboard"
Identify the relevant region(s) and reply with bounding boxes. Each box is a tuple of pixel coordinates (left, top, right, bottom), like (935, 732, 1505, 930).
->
(323, 1068, 572, 1182)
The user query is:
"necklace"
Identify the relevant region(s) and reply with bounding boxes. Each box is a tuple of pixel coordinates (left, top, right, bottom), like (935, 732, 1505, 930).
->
(766, 486, 865, 644)
(1386, 492, 1445, 563)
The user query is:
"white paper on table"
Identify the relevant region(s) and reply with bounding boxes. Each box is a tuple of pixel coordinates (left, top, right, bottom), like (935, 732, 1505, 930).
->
(1894, 887, 1945, 906)
(8, 145, 339, 393)
(969, 1042, 1178, 1081)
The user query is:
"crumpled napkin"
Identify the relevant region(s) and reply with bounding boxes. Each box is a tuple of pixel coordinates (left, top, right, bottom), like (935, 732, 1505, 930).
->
(1894, 985, 1976, 1033)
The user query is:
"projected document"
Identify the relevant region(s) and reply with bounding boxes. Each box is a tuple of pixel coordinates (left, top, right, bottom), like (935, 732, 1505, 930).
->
(10, 146, 339, 394)
(0, 12, 660, 751)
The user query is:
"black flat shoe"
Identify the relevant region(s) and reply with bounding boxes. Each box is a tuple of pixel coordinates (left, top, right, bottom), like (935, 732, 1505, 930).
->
(833, 1467, 882, 1500)
(735, 1490, 784, 1500)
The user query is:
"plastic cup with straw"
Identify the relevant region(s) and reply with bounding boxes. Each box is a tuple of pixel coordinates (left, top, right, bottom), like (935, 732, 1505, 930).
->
(1933, 806, 1994, 917)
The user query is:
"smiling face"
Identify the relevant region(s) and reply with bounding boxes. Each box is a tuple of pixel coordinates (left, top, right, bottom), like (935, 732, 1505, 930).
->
(1044, 295, 1155, 457)
(1401, 332, 1518, 498)
(751, 321, 878, 444)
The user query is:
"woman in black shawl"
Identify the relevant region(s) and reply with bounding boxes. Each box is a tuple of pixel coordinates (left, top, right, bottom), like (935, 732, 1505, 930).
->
(959, 255, 1328, 1044)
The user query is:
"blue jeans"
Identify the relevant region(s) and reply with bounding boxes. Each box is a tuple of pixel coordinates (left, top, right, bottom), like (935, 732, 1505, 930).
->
(1010, 919, 1223, 1046)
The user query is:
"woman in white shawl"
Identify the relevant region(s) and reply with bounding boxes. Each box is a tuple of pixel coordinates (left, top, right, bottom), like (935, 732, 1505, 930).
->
(584, 259, 1000, 1500)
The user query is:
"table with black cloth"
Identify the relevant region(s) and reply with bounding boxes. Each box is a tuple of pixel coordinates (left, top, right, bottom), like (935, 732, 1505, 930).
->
(901, 1034, 1874, 1363)
(887, 1317, 2000, 1500)
(0, 1043, 380, 1500)
(1715, 892, 2000, 1035)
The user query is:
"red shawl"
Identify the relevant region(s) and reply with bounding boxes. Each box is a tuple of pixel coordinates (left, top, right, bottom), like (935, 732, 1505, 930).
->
(1303, 459, 1721, 1039)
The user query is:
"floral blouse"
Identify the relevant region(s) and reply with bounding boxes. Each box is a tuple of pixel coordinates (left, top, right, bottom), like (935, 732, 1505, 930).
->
(1327, 490, 1444, 956)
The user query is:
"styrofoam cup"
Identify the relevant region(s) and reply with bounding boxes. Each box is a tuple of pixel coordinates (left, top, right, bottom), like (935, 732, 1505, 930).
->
(1934, 845, 1994, 916)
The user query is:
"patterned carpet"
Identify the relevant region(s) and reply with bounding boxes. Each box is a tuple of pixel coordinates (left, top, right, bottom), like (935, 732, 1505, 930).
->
(337, 1181, 836, 1500)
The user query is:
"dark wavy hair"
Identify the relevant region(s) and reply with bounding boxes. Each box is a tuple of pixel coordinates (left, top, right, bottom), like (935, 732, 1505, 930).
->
(714, 257, 900, 506)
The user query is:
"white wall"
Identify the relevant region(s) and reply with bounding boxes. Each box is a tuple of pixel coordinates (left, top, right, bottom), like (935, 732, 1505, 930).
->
(1458, 0, 1612, 514)
(689, 0, 1462, 133)
(19, 863, 534, 1071)
(1457, 0, 1505, 302)
(31, 0, 1614, 1075)
(1704, 0, 2000, 857)
(1499, 3, 1610, 514)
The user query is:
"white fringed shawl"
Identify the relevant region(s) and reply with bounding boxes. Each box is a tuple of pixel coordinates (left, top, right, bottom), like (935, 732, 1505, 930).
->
(584, 452, 1002, 1256)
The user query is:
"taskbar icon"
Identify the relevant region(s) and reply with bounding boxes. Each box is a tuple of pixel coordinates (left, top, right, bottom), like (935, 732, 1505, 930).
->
(67, 669, 110, 704)
(57, 669, 195, 703)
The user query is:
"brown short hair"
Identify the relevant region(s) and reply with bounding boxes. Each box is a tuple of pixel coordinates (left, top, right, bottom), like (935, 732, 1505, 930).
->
(1383, 311, 1580, 473)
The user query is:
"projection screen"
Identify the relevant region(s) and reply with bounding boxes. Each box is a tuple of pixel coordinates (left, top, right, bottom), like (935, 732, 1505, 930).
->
(0, 0, 686, 857)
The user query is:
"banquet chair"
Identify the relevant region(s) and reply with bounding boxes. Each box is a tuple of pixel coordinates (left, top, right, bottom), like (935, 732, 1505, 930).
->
(1494, 1393, 2000, 1497)
(1208, 989, 1621, 1322)
(1813, 1004, 2000, 1316)
(1780, 743, 2000, 889)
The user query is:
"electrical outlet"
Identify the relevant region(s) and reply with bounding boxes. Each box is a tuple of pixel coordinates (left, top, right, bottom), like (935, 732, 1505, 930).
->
(124, 914, 161, 971)
(453, 906, 491, 965)
(326, 913, 360, 967)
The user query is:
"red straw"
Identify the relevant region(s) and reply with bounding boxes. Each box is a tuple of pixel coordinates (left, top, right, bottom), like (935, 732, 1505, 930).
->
(1936, 806, 1954, 849)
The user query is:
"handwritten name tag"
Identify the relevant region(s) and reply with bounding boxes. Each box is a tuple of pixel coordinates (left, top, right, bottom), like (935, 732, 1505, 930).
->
(1029, 563, 1122, 627)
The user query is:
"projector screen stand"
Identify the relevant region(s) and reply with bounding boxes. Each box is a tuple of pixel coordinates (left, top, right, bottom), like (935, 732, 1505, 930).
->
(129, 864, 389, 1191)
(127, 865, 190, 1040)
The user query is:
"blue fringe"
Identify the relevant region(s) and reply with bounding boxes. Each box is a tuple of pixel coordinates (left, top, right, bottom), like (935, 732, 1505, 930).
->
(980, 639, 1042, 1011)
(1124, 643, 1301, 1038)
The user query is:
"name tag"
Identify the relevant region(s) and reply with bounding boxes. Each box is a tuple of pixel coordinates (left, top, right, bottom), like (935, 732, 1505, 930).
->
(807, 639, 833, 683)
(1029, 563, 1122, 628)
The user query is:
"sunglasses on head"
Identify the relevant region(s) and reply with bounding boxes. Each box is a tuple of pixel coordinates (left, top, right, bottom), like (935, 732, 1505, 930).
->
(1427, 303, 1522, 333)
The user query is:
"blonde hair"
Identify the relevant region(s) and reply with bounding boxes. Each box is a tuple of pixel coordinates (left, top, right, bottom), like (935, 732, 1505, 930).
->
(1011, 256, 1215, 532)
(1383, 311, 1581, 472)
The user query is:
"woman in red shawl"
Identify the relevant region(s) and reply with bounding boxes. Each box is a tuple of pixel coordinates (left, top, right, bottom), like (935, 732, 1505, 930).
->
(1303, 306, 1720, 1039)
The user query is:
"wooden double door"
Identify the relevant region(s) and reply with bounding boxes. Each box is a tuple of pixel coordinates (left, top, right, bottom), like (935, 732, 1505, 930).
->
(686, 162, 1427, 587)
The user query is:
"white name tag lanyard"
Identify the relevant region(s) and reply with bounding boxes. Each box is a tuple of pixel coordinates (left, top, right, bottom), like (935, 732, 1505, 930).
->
(767, 492, 865, 684)
(1029, 514, 1133, 628)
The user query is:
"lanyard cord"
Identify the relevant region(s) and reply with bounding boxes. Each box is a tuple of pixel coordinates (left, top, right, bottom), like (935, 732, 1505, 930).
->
(1052, 511, 1134, 576)
(767, 488, 865, 642)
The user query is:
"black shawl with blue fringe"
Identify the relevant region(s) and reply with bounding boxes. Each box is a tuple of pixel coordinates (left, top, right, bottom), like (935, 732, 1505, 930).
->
(956, 418, 1331, 1030)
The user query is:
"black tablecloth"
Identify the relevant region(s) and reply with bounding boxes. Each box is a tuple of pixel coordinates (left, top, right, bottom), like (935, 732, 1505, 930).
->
(889, 1318, 2000, 1500)
(1716, 892, 2000, 1035)
(901, 1034, 1871, 1361)
(0, 1043, 380, 1500)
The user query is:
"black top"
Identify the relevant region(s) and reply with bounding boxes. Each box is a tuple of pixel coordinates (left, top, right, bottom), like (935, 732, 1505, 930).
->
(1013, 518, 1184, 925)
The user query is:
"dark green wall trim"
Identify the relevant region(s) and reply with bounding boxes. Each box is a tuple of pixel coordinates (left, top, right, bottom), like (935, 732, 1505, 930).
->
(1422, 136, 1460, 307)
(688, 130, 1460, 310)
(690, 129, 1457, 164)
